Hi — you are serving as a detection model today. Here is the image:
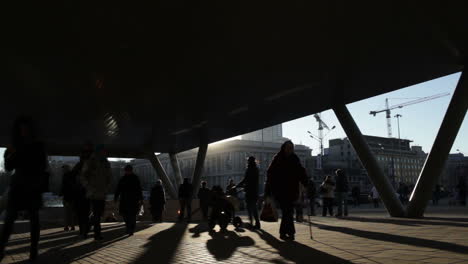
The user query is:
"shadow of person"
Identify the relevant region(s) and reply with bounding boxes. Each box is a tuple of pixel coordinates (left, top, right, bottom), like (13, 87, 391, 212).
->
(9, 222, 152, 264)
(206, 230, 255, 260)
(254, 229, 351, 264)
(133, 222, 188, 264)
(189, 222, 210, 238)
(311, 222, 468, 254)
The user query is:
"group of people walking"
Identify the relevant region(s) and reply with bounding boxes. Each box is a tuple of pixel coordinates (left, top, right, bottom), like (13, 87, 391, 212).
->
(0, 117, 146, 262)
(0, 116, 362, 262)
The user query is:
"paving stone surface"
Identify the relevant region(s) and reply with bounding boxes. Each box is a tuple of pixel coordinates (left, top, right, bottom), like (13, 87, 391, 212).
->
(1, 208, 468, 264)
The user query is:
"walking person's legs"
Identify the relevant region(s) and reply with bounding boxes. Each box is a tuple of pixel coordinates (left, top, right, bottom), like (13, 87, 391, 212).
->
(279, 201, 295, 240)
(179, 200, 186, 220)
(91, 200, 105, 240)
(309, 198, 315, 216)
(336, 192, 343, 216)
(77, 198, 90, 237)
(343, 193, 348, 216)
(0, 209, 18, 260)
(29, 209, 40, 260)
(322, 198, 327, 216)
(328, 198, 334, 216)
(186, 199, 192, 221)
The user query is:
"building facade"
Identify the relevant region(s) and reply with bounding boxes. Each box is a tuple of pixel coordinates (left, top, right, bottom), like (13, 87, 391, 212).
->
(157, 138, 312, 194)
(322, 135, 427, 192)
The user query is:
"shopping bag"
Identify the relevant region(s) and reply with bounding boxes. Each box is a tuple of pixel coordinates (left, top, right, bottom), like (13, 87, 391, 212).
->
(260, 197, 278, 222)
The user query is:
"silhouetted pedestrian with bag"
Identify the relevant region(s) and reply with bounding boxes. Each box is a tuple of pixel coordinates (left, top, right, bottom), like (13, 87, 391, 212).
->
(114, 165, 143, 236)
(237, 156, 261, 229)
(265, 141, 308, 241)
(0, 116, 47, 262)
(150, 180, 166, 222)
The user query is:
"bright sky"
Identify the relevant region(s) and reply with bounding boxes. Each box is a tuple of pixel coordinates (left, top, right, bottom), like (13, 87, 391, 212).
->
(283, 72, 467, 156)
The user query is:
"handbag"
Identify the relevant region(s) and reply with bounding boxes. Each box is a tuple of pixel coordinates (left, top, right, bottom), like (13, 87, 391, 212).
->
(260, 197, 278, 222)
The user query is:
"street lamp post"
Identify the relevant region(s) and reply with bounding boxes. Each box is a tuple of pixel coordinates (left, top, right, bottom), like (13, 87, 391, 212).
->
(395, 114, 403, 183)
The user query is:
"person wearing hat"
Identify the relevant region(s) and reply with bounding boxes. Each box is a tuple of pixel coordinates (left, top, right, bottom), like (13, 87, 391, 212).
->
(80, 144, 112, 240)
(236, 156, 261, 229)
(114, 165, 143, 235)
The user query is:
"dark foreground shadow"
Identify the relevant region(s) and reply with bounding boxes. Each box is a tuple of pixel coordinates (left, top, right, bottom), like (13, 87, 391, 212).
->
(340, 216, 468, 228)
(133, 222, 188, 264)
(254, 229, 351, 264)
(311, 222, 468, 254)
(5, 223, 126, 248)
(206, 230, 255, 260)
(7, 222, 152, 264)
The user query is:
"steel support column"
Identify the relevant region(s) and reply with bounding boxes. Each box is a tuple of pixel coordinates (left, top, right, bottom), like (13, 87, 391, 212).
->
(169, 152, 184, 187)
(147, 152, 178, 199)
(407, 70, 468, 218)
(191, 144, 208, 197)
(333, 105, 406, 217)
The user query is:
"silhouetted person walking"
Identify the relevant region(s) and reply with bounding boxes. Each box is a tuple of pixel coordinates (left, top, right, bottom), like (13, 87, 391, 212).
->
(320, 175, 335, 216)
(334, 169, 349, 217)
(114, 165, 143, 236)
(0, 116, 47, 262)
(178, 178, 193, 222)
(80, 145, 112, 240)
(198, 181, 211, 220)
(237, 156, 261, 229)
(150, 180, 166, 222)
(60, 165, 77, 231)
(71, 142, 93, 238)
(265, 141, 308, 241)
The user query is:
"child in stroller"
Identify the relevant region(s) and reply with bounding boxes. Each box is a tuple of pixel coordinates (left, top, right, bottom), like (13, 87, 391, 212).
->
(208, 185, 242, 231)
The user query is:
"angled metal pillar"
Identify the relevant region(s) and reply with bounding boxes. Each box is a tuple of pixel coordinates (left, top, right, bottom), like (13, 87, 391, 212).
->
(333, 104, 406, 217)
(147, 152, 178, 199)
(407, 70, 468, 218)
(169, 152, 184, 187)
(191, 144, 208, 198)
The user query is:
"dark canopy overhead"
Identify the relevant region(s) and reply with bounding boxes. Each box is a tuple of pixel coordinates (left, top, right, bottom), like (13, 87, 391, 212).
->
(0, 1, 466, 157)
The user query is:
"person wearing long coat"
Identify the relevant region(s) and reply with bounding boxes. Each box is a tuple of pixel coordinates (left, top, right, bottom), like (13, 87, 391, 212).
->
(114, 165, 143, 235)
(0, 116, 47, 262)
(150, 180, 166, 222)
(265, 141, 308, 241)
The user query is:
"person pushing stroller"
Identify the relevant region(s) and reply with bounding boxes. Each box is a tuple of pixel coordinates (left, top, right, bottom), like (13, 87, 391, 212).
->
(208, 185, 235, 232)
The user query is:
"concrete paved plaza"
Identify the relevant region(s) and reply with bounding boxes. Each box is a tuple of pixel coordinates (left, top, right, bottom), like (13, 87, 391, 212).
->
(1, 208, 468, 264)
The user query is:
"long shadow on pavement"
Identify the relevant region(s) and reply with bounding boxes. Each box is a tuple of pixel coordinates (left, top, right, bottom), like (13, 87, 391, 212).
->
(311, 222, 468, 254)
(5, 223, 126, 248)
(7, 222, 153, 264)
(254, 229, 351, 264)
(206, 230, 255, 260)
(339, 216, 468, 228)
(133, 222, 188, 264)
